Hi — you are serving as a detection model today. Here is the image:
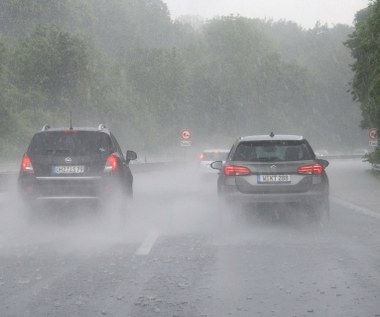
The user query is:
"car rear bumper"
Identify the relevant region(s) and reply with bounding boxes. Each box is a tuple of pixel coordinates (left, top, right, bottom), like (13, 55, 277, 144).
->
(219, 190, 327, 205)
(18, 175, 120, 202)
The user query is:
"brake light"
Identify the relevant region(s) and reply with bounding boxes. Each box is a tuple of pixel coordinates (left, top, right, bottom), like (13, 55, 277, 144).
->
(104, 154, 119, 173)
(21, 154, 34, 174)
(63, 129, 78, 134)
(199, 153, 204, 160)
(297, 163, 323, 175)
(224, 165, 251, 176)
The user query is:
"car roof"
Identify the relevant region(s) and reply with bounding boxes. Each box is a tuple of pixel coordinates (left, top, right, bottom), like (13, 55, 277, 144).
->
(35, 124, 111, 135)
(237, 134, 304, 142)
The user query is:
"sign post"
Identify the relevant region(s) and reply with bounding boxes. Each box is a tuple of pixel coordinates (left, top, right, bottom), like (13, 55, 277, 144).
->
(180, 128, 192, 161)
(180, 128, 192, 147)
(368, 128, 378, 147)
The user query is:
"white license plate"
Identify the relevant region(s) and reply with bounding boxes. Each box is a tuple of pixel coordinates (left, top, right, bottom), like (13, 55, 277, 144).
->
(52, 165, 85, 174)
(257, 174, 291, 184)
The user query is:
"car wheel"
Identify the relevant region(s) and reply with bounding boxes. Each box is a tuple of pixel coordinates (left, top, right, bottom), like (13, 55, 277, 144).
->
(215, 194, 231, 226)
(24, 201, 43, 224)
(117, 185, 133, 224)
(127, 185, 133, 200)
(311, 197, 330, 228)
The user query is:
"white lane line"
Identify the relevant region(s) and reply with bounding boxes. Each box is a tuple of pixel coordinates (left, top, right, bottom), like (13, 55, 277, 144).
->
(332, 197, 380, 220)
(136, 231, 160, 255)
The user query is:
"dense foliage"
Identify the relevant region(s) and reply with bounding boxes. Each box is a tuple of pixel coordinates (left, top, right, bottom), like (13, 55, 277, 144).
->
(0, 0, 366, 158)
(345, 0, 380, 131)
(363, 147, 380, 166)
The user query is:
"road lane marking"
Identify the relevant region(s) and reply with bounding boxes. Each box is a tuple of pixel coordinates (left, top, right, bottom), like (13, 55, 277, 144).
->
(332, 197, 380, 220)
(136, 231, 160, 255)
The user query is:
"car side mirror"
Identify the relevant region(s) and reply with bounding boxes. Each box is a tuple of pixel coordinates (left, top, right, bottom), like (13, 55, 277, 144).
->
(126, 150, 137, 162)
(210, 161, 223, 170)
(317, 159, 329, 168)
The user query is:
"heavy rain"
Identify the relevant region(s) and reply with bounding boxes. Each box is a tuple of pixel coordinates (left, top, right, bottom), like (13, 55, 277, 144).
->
(0, 0, 380, 316)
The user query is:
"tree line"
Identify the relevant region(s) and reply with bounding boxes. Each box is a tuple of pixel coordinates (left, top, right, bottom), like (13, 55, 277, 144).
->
(345, 0, 380, 163)
(0, 0, 369, 157)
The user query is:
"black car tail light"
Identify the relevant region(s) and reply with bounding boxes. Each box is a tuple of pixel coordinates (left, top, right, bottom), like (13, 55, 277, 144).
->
(63, 129, 78, 134)
(21, 154, 34, 174)
(224, 165, 251, 176)
(104, 154, 119, 173)
(297, 163, 323, 175)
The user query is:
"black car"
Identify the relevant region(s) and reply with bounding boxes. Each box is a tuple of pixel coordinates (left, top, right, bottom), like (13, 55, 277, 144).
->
(211, 134, 329, 222)
(18, 124, 137, 208)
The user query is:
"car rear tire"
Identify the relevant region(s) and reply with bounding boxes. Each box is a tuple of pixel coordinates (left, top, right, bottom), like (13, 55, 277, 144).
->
(311, 197, 330, 228)
(127, 185, 133, 200)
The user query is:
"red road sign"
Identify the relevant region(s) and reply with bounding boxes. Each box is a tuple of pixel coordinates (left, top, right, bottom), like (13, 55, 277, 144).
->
(180, 129, 192, 140)
(369, 128, 378, 140)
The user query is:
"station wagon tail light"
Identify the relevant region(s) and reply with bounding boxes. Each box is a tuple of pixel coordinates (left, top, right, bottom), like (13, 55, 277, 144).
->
(297, 163, 323, 175)
(21, 154, 34, 174)
(224, 165, 251, 176)
(104, 154, 119, 173)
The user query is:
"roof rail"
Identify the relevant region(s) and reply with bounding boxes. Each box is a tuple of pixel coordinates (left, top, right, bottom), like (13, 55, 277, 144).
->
(98, 123, 106, 130)
(41, 124, 50, 131)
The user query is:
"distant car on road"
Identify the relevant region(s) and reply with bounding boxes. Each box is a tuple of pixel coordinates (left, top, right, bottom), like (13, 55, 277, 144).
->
(211, 134, 330, 223)
(199, 149, 230, 175)
(18, 124, 137, 209)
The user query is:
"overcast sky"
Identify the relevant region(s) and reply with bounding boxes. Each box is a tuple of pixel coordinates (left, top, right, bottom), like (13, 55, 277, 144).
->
(163, 0, 370, 29)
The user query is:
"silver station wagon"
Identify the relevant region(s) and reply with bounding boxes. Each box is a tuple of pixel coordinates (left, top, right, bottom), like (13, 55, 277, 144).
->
(211, 133, 330, 222)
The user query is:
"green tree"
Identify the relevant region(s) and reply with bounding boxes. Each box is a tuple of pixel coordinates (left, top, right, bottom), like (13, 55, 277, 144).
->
(189, 17, 316, 138)
(12, 24, 93, 113)
(121, 47, 189, 148)
(0, 38, 13, 137)
(346, 0, 380, 130)
(0, 0, 369, 156)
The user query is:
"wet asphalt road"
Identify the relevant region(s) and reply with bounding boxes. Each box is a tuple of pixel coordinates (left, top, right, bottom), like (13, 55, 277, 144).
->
(0, 159, 380, 317)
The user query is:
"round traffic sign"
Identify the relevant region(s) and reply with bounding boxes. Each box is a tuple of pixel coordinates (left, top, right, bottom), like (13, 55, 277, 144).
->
(180, 129, 192, 140)
(369, 128, 378, 140)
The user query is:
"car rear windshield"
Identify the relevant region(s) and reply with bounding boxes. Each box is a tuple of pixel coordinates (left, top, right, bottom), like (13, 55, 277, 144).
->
(28, 131, 113, 156)
(233, 140, 313, 162)
(201, 151, 229, 161)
